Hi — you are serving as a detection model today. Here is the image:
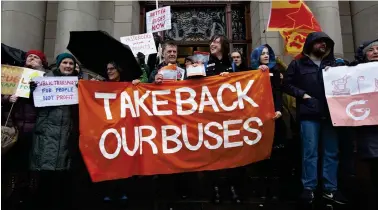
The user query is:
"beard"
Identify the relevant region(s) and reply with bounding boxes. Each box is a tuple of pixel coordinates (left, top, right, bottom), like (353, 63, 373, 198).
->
(312, 47, 327, 58)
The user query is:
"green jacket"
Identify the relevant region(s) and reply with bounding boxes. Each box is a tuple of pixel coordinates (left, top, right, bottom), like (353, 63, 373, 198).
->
(29, 70, 80, 171)
(139, 64, 149, 83)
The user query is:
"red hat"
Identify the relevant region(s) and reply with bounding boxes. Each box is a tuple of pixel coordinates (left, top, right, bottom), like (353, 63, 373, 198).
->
(26, 50, 48, 68)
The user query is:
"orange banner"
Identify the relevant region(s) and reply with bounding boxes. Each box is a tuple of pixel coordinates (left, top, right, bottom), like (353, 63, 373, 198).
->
(79, 71, 275, 182)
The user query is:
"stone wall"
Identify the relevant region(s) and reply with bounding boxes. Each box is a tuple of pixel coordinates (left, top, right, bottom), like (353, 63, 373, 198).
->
(350, 1, 378, 48)
(1, 1, 46, 51)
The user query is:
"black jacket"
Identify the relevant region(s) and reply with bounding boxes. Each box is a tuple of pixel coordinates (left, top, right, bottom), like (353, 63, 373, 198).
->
(205, 55, 233, 77)
(283, 32, 342, 120)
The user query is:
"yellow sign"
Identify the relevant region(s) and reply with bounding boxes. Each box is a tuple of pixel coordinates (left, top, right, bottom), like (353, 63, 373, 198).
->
(1, 65, 24, 95)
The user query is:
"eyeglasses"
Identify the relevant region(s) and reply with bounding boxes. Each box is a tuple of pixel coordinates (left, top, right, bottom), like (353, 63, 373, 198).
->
(107, 67, 116, 71)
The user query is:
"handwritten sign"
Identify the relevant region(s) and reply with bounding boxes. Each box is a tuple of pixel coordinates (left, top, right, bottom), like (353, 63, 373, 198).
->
(158, 64, 185, 81)
(33, 77, 78, 107)
(146, 6, 171, 33)
(1, 65, 24, 95)
(323, 62, 378, 126)
(15, 68, 45, 98)
(186, 64, 206, 77)
(120, 33, 157, 56)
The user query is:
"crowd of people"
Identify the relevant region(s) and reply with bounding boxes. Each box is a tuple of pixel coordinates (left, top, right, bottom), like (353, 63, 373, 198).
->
(1, 32, 378, 210)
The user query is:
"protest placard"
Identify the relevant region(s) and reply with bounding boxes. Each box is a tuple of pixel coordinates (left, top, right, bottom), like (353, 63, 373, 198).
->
(32, 77, 79, 107)
(157, 64, 185, 81)
(146, 6, 171, 33)
(323, 62, 378, 126)
(78, 70, 275, 182)
(15, 68, 45, 98)
(1, 65, 24, 95)
(186, 64, 206, 77)
(120, 33, 157, 56)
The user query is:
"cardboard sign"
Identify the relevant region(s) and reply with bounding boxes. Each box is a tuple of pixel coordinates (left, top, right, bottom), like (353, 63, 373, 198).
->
(120, 33, 157, 56)
(186, 64, 206, 77)
(1, 65, 24, 95)
(158, 65, 185, 81)
(15, 68, 45, 98)
(78, 70, 275, 182)
(323, 62, 378, 126)
(33, 77, 79, 107)
(146, 6, 172, 33)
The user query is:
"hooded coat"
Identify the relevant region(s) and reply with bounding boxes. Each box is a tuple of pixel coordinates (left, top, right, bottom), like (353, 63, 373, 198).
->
(352, 39, 378, 159)
(250, 44, 283, 112)
(282, 32, 341, 120)
(29, 69, 80, 171)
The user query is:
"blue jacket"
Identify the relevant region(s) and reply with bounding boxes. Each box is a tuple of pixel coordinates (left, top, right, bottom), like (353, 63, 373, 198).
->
(282, 32, 344, 120)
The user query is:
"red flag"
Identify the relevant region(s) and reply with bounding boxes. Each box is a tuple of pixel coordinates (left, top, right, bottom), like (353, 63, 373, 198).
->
(267, 0, 321, 57)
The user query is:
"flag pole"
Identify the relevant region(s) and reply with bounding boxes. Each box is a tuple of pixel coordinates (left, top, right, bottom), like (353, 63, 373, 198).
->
(155, 0, 162, 65)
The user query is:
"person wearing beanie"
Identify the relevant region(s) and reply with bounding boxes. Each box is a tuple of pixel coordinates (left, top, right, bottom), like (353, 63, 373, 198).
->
(54, 52, 77, 76)
(362, 40, 378, 62)
(349, 39, 378, 205)
(1, 49, 48, 207)
(28, 52, 82, 209)
(25, 50, 48, 70)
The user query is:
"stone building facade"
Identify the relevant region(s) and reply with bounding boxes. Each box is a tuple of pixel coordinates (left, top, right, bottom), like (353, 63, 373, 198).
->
(2, 1, 378, 65)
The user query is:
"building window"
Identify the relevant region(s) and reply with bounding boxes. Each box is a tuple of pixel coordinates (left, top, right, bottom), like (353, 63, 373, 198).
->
(164, 7, 226, 42)
(231, 5, 246, 41)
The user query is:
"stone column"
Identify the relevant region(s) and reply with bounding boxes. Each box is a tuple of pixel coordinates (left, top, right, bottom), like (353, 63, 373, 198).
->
(250, 2, 287, 63)
(307, 1, 344, 58)
(113, 1, 140, 39)
(1, 1, 47, 51)
(54, 1, 99, 57)
(350, 1, 378, 48)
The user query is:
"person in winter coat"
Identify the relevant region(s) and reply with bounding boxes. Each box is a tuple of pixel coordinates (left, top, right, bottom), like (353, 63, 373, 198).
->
(95, 61, 143, 207)
(136, 52, 151, 79)
(282, 32, 347, 205)
(202, 35, 241, 204)
(149, 41, 186, 83)
(205, 35, 233, 77)
(29, 53, 80, 210)
(1, 50, 48, 206)
(350, 39, 378, 201)
(248, 44, 284, 200)
(231, 50, 248, 72)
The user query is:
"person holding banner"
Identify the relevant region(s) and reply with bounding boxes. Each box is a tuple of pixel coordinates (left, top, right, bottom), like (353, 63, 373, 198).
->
(1, 49, 48, 207)
(249, 44, 284, 200)
(202, 35, 242, 204)
(282, 32, 347, 205)
(94, 61, 136, 206)
(28, 53, 84, 210)
(205, 35, 233, 77)
(350, 39, 378, 202)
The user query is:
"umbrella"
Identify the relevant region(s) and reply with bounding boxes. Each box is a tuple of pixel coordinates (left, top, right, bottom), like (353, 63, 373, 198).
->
(67, 31, 142, 81)
(1, 43, 26, 67)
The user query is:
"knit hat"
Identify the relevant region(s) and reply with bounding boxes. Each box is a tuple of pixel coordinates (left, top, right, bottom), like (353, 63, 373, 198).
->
(56, 53, 76, 68)
(26, 50, 48, 68)
(362, 41, 378, 55)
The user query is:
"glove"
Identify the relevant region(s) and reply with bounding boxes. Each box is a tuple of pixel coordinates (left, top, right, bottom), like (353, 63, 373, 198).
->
(29, 81, 37, 92)
(137, 52, 145, 64)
